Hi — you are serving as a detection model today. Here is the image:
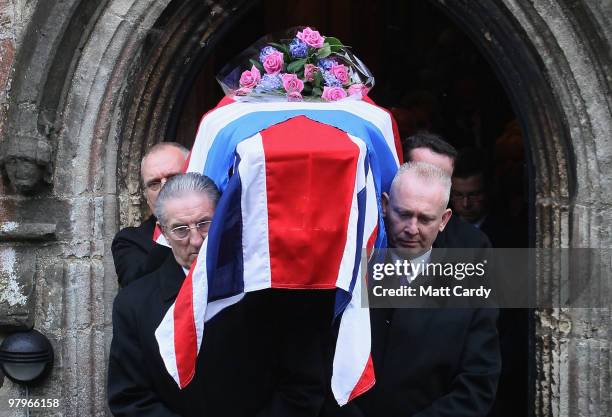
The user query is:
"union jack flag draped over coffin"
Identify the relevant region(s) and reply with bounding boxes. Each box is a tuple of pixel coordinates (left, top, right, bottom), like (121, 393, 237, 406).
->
(154, 96, 401, 406)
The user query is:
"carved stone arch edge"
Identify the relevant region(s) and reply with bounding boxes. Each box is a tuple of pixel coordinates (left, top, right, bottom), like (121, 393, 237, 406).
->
(1, 0, 610, 416)
(431, 1, 612, 416)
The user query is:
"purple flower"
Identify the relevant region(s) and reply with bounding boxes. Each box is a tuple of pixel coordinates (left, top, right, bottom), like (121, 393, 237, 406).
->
(317, 58, 337, 71)
(323, 71, 341, 87)
(259, 46, 279, 63)
(289, 38, 308, 58)
(257, 74, 282, 91)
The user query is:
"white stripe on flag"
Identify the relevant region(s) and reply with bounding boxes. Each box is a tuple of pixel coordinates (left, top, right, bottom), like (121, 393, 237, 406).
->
(332, 259, 373, 405)
(332, 163, 378, 405)
(187, 100, 399, 175)
(191, 238, 209, 353)
(364, 161, 379, 248)
(155, 238, 209, 387)
(155, 303, 180, 385)
(155, 232, 170, 248)
(334, 134, 367, 292)
(205, 293, 246, 321)
(236, 133, 272, 292)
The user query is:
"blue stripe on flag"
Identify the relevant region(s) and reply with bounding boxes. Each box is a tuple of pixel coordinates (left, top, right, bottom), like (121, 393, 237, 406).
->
(206, 169, 245, 302)
(334, 182, 367, 321)
(202, 110, 396, 197)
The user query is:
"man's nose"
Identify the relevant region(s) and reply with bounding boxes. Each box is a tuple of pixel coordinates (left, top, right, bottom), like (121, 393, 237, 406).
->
(404, 218, 418, 235)
(188, 227, 204, 248)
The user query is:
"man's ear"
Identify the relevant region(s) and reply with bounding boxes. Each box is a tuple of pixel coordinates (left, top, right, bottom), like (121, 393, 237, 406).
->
(439, 208, 452, 232)
(382, 192, 390, 218)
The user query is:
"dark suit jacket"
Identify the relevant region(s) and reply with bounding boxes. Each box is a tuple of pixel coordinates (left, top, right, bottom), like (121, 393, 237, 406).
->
(321, 246, 500, 417)
(111, 216, 171, 287)
(435, 215, 491, 249)
(108, 254, 336, 417)
(355, 306, 500, 417)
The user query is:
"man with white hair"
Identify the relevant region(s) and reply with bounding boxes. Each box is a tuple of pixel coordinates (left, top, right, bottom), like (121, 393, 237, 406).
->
(382, 161, 453, 259)
(108, 172, 222, 416)
(353, 162, 501, 417)
(112, 142, 189, 287)
(109, 172, 334, 417)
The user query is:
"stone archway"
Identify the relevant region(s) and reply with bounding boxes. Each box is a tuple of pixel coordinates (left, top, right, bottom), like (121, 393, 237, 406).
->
(0, 1, 610, 415)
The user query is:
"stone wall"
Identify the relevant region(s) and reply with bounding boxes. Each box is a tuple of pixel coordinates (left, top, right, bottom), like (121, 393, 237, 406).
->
(0, 1, 610, 416)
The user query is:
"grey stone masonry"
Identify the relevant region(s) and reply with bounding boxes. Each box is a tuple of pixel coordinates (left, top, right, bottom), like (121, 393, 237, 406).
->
(0, 0, 610, 416)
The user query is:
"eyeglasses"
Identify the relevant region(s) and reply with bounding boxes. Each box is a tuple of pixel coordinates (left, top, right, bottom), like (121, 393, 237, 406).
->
(167, 221, 212, 240)
(450, 191, 484, 201)
(145, 175, 177, 192)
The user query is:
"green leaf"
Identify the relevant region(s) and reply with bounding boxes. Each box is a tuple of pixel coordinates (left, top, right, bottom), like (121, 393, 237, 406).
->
(287, 58, 307, 73)
(316, 45, 332, 59)
(249, 59, 264, 72)
(269, 42, 289, 54)
(325, 37, 343, 47)
(302, 84, 312, 93)
(312, 87, 323, 96)
(313, 70, 323, 87)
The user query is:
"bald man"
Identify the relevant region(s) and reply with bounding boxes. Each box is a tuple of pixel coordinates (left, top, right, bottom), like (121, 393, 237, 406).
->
(348, 162, 500, 417)
(111, 142, 188, 287)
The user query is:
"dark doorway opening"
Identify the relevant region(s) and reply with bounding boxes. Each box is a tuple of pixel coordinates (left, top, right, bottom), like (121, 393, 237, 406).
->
(168, 1, 531, 416)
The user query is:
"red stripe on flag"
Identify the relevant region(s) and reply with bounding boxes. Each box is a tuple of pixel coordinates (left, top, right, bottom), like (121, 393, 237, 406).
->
(347, 354, 376, 402)
(262, 116, 360, 289)
(366, 224, 378, 257)
(173, 260, 198, 388)
(182, 151, 191, 173)
(153, 224, 162, 242)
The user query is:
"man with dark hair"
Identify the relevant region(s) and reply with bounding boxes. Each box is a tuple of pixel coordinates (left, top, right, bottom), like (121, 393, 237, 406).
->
(111, 142, 189, 287)
(451, 147, 489, 224)
(403, 133, 492, 249)
(451, 147, 517, 248)
(402, 132, 458, 170)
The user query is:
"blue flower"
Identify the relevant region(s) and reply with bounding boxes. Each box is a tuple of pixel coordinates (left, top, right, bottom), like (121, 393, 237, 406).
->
(259, 46, 279, 63)
(289, 38, 308, 58)
(317, 58, 337, 71)
(257, 74, 282, 91)
(322, 71, 341, 87)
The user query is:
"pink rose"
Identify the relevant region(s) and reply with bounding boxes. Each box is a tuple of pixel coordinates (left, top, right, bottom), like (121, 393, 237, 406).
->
(281, 73, 304, 93)
(287, 91, 303, 101)
(235, 87, 252, 96)
(239, 65, 261, 88)
(331, 64, 350, 85)
(296, 27, 325, 48)
(321, 86, 347, 101)
(304, 64, 319, 82)
(348, 83, 369, 97)
(262, 50, 284, 74)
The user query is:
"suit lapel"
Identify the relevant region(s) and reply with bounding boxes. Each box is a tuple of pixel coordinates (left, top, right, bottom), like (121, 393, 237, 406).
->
(158, 255, 187, 303)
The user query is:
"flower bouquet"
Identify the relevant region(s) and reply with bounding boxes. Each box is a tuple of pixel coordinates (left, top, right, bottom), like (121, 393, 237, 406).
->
(216, 27, 374, 102)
